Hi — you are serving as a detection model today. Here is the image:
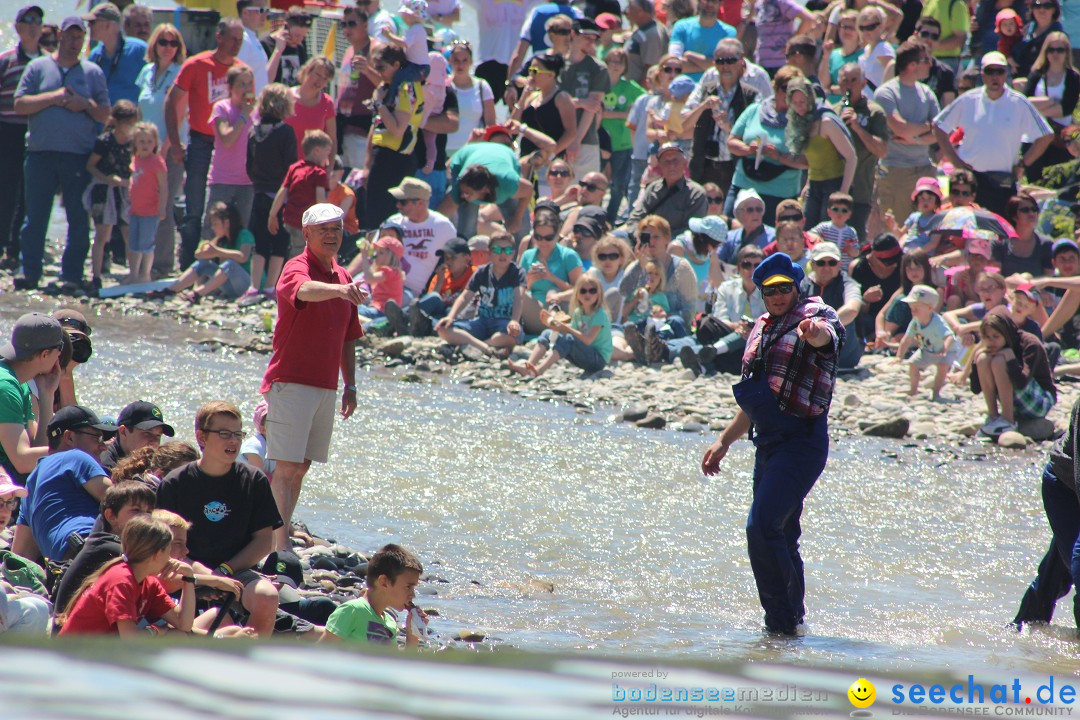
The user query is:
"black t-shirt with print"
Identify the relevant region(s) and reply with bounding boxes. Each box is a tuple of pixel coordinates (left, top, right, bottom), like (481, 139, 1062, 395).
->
(262, 39, 308, 87)
(156, 461, 282, 569)
(468, 262, 526, 318)
(93, 130, 132, 179)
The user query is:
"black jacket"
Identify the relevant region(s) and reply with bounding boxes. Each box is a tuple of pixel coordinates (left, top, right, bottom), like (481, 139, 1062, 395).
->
(1024, 67, 1080, 126)
(690, 80, 759, 180)
(247, 119, 299, 195)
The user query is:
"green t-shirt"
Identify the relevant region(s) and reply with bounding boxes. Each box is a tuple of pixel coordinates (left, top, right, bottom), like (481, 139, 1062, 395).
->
(0, 360, 33, 471)
(236, 228, 255, 274)
(575, 307, 613, 362)
(602, 79, 646, 153)
(627, 291, 671, 324)
(922, 0, 970, 59)
(521, 244, 584, 303)
(325, 596, 399, 645)
(448, 142, 523, 205)
(826, 48, 862, 104)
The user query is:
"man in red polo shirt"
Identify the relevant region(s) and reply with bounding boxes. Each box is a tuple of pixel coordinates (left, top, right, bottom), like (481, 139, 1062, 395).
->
(260, 203, 366, 551)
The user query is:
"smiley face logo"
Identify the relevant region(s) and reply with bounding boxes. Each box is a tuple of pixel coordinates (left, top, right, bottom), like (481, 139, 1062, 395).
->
(848, 678, 876, 709)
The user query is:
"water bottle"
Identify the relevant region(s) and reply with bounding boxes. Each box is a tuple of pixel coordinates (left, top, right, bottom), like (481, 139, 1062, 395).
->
(262, 311, 273, 333)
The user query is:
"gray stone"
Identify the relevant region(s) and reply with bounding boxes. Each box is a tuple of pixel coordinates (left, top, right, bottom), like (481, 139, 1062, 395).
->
(380, 337, 411, 357)
(401, 372, 423, 383)
(676, 421, 705, 433)
(843, 394, 862, 407)
(621, 405, 649, 422)
(1016, 417, 1056, 442)
(635, 413, 667, 429)
(909, 421, 938, 440)
(997, 431, 1028, 449)
(862, 417, 910, 439)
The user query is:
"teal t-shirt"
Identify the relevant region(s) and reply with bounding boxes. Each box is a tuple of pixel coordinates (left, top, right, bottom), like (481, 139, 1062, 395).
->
(729, 101, 802, 198)
(826, 47, 862, 104)
(448, 142, 523, 205)
(0, 360, 33, 471)
(627, 291, 671, 324)
(602, 78, 646, 153)
(236, 228, 255, 274)
(325, 596, 399, 645)
(574, 307, 613, 362)
(520, 244, 584, 303)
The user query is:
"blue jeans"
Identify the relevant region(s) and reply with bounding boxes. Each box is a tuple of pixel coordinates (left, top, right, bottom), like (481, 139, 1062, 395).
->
(416, 292, 448, 320)
(416, 168, 447, 209)
(454, 315, 512, 341)
(20, 150, 92, 283)
(1014, 464, 1080, 628)
(665, 330, 745, 372)
(180, 133, 215, 269)
(627, 158, 647, 218)
(607, 149, 632, 223)
(540, 329, 607, 373)
(837, 321, 863, 369)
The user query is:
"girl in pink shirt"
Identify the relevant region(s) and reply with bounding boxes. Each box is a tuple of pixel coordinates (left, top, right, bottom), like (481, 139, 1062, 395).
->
(354, 234, 406, 323)
(205, 65, 256, 237)
(128, 122, 169, 284)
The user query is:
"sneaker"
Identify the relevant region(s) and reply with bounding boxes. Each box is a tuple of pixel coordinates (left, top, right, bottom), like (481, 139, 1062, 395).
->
(980, 417, 1012, 436)
(698, 344, 718, 369)
(12, 275, 39, 290)
(623, 324, 648, 365)
(262, 287, 277, 301)
(237, 288, 264, 307)
(384, 300, 409, 336)
(678, 345, 703, 376)
(408, 303, 432, 337)
(644, 325, 667, 365)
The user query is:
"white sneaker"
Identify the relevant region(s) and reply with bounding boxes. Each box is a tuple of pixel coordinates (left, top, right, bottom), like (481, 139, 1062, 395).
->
(980, 417, 1013, 436)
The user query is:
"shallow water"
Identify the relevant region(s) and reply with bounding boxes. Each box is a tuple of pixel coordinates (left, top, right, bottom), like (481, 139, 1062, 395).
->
(3, 297, 1078, 674)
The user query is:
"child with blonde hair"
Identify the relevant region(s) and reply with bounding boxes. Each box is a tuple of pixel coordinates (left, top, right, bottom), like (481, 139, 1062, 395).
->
(509, 274, 613, 377)
(127, 121, 168, 284)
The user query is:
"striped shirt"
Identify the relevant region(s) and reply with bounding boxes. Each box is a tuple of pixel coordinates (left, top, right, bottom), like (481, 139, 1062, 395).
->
(0, 44, 38, 125)
(742, 296, 844, 418)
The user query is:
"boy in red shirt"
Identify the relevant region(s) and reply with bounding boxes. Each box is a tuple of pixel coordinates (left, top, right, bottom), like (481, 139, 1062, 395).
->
(268, 129, 333, 257)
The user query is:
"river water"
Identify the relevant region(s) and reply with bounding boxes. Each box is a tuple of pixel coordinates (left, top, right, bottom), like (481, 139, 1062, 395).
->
(2, 296, 1078, 675)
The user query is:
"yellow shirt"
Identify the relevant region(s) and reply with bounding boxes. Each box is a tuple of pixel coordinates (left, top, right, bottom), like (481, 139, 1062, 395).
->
(370, 81, 424, 154)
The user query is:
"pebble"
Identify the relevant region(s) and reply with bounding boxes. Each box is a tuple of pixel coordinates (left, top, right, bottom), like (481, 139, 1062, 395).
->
(997, 431, 1029, 449)
(635, 413, 667, 430)
(862, 417, 910, 439)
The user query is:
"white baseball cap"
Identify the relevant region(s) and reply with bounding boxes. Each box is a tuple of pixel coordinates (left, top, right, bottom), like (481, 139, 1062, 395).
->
(900, 284, 940, 307)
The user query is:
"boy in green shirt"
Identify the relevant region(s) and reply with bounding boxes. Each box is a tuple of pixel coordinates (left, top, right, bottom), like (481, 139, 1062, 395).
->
(321, 544, 424, 646)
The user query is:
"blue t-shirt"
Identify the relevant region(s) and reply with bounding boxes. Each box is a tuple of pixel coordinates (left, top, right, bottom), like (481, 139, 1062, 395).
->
(668, 18, 736, 81)
(717, 225, 776, 264)
(520, 3, 582, 52)
(468, 262, 526, 318)
(904, 312, 953, 354)
(729, 101, 802, 198)
(17, 449, 108, 561)
(16, 56, 110, 154)
(89, 35, 149, 105)
(136, 61, 184, 144)
(520, 243, 584, 303)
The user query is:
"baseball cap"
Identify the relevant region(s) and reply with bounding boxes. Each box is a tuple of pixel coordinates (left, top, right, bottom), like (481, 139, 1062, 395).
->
(573, 215, 604, 238)
(1014, 282, 1039, 303)
(400, 0, 430, 20)
(262, 550, 304, 587)
(900, 284, 940, 307)
(669, 75, 695, 100)
(656, 141, 686, 159)
(1053, 238, 1080, 257)
(595, 12, 620, 29)
(0, 467, 27, 500)
(378, 220, 405, 239)
(1, 312, 64, 362)
(911, 177, 943, 202)
(117, 401, 175, 436)
(963, 229, 994, 259)
(734, 187, 764, 212)
(573, 17, 600, 35)
(482, 124, 513, 142)
(981, 51, 1009, 70)
(301, 203, 344, 227)
(810, 242, 842, 262)
(753, 252, 805, 288)
(81, 2, 121, 23)
(688, 215, 729, 242)
(60, 16, 86, 32)
(388, 177, 432, 202)
(533, 199, 562, 218)
(438, 237, 470, 257)
(16, 6, 44, 23)
(373, 235, 404, 259)
(47, 405, 118, 442)
(53, 308, 92, 338)
(468, 235, 490, 252)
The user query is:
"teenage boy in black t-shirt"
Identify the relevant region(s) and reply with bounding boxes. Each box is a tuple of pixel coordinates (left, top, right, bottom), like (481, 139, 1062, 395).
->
(156, 401, 282, 637)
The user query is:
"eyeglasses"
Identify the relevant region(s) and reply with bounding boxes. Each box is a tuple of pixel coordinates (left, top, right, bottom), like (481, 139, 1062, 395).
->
(983, 67, 1007, 76)
(491, 245, 515, 255)
(952, 188, 973, 197)
(828, 205, 852, 214)
(549, 27, 571, 35)
(534, 233, 557, 242)
(529, 66, 555, 76)
(714, 56, 739, 65)
(918, 30, 940, 40)
(761, 283, 795, 297)
(858, 22, 880, 31)
(202, 428, 247, 441)
(1048, 46, 1070, 54)
(579, 181, 603, 192)
(0, 498, 18, 509)
(662, 65, 682, 74)
(157, 38, 181, 47)
(579, 286, 598, 295)
(243, 5, 268, 13)
(778, 213, 803, 222)
(739, 260, 761, 269)
(707, 195, 723, 203)
(71, 429, 106, 442)
(814, 259, 840, 267)
(1018, 205, 1039, 214)
(597, 252, 621, 261)
(548, 168, 570, 177)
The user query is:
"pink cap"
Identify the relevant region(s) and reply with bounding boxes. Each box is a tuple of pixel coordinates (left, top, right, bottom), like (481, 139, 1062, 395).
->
(1014, 282, 1039, 303)
(0, 468, 28, 500)
(596, 12, 620, 29)
(995, 8, 1021, 30)
(911, 176, 943, 202)
(963, 228, 993, 259)
(374, 235, 405, 259)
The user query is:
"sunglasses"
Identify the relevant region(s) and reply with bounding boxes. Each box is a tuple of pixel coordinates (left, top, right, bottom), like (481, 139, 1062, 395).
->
(918, 30, 940, 40)
(157, 38, 181, 47)
(395, 198, 419, 205)
(579, 181, 603, 192)
(341, 20, 362, 27)
(1018, 205, 1039, 214)
(741, 206, 764, 213)
(739, 260, 761, 269)
(1033, 2, 1057, 8)
(549, 27, 571, 35)
(778, 213, 803, 222)
(579, 286, 599, 295)
(858, 22, 880, 31)
(19, 16, 43, 24)
(529, 66, 555, 76)
(548, 168, 570, 177)
(597, 252, 621, 261)
(707, 195, 723, 203)
(534, 233, 557, 242)
(714, 56, 739, 65)
(761, 283, 795, 297)
(828, 205, 852, 214)
(814, 259, 840, 267)
(952, 189, 973, 197)
(983, 67, 1007, 76)
(1048, 47, 1070, 54)
(491, 245, 515, 255)
(662, 66, 682, 74)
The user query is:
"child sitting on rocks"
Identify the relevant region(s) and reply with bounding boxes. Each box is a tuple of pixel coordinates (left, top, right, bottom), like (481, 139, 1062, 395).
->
(321, 543, 425, 646)
(894, 284, 957, 401)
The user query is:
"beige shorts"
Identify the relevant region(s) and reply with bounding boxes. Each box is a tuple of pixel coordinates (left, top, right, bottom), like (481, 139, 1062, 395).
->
(265, 382, 337, 464)
(286, 225, 305, 259)
(876, 164, 935, 220)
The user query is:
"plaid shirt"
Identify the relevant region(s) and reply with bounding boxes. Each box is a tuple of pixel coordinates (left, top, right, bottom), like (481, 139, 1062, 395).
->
(741, 296, 844, 419)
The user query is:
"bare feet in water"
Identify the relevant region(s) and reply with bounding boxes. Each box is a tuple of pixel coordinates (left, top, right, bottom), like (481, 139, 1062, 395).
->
(508, 359, 538, 377)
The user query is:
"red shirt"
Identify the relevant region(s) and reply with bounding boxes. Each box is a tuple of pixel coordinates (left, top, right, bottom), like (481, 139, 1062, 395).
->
(58, 562, 174, 635)
(426, 264, 475, 302)
(285, 91, 335, 152)
(174, 51, 241, 136)
(260, 247, 365, 393)
(282, 160, 329, 230)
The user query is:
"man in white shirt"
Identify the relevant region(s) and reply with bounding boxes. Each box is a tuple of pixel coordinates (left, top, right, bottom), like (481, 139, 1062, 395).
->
(464, 0, 538, 105)
(357, 0, 397, 43)
(384, 178, 455, 302)
(236, 0, 269, 94)
(933, 51, 1052, 210)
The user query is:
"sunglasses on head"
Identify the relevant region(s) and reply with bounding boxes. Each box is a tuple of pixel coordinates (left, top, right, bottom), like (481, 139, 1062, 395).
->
(529, 66, 555, 76)
(761, 283, 795, 297)
(714, 56, 738, 65)
(814, 258, 839, 267)
(1033, 1, 1057, 8)
(828, 205, 851, 214)
(579, 286, 599, 295)
(491, 245, 515, 255)
(59, 318, 92, 336)
(597, 252, 621, 261)
(548, 168, 570, 177)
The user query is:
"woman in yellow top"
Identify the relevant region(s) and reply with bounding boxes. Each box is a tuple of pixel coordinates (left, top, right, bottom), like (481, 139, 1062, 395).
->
(364, 44, 425, 230)
(784, 76, 856, 228)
